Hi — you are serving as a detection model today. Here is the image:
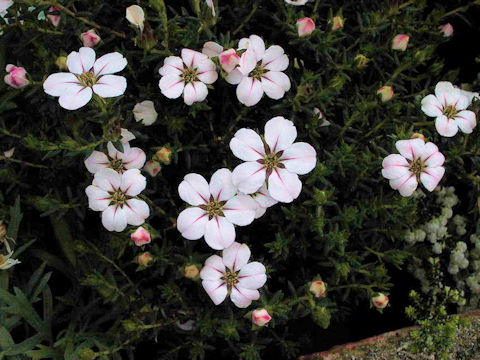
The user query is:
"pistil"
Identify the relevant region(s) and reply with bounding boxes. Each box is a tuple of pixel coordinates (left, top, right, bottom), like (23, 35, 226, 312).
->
(182, 67, 198, 84)
(443, 105, 458, 119)
(223, 268, 239, 291)
(77, 71, 98, 87)
(250, 64, 268, 80)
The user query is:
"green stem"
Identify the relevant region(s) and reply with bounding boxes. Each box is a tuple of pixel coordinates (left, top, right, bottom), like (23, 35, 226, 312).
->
(232, 3, 258, 36)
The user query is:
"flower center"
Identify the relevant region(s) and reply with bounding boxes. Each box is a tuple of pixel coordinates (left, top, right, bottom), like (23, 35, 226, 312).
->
(181, 67, 198, 84)
(262, 153, 282, 172)
(110, 189, 128, 206)
(204, 198, 226, 219)
(222, 268, 239, 290)
(443, 105, 458, 119)
(77, 71, 98, 88)
(109, 158, 125, 172)
(250, 64, 268, 80)
(409, 158, 426, 178)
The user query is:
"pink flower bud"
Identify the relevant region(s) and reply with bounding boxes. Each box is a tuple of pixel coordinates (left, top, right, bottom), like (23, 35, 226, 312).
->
(372, 293, 389, 309)
(47, 7, 61, 28)
(80, 29, 101, 48)
(411, 133, 426, 141)
(155, 147, 171, 165)
(137, 252, 153, 266)
(252, 309, 272, 326)
(331, 16, 344, 31)
(439, 23, 453, 37)
(391, 34, 409, 51)
(297, 17, 315, 37)
(126, 5, 145, 32)
(219, 49, 240, 73)
(131, 226, 151, 246)
(309, 280, 327, 297)
(4, 65, 29, 88)
(143, 160, 161, 177)
(133, 100, 158, 126)
(206, 0, 215, 16)
(377, 86, 394, 102)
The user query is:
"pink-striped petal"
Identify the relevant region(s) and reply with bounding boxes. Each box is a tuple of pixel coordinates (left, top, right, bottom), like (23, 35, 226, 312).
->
(102, 205, 127, 232)
(85, 185, 111, 211)
(389, 173, 418, 197)
(395, 138, 425, 161)
(209, 168, 236, 202)
(264, 116, 297, 153)
(159, 74, 185, 99)
(120, 169, 146, 196)
(204, 217, 236, 250)
(236, 77, 264, 107)
(202, 279, 228, 305)
(421, 143, 445, 167)
(230, 128, 265, 161)
(58, 85, 93, 110)
(183, 81, 208, 105)
(84, 151, 109, 174)
(421, 94, 443, 117)
(262, 45, 289, 71)
(177, 207, 208, 240)
(159, 56, 184, 76)
(237, 262, 267, 289)
(123, 198, 150, 225)
(93, 168, 121, 192)
(92, 75, 126, 98)
(455, 110, 476, 134)
(43, 72, 80, 97)
(222, 242, 250, 272)
(381, 154, 410, 180)
(178, 173, 210, 206)
(268, 167, 302, 203)
(261, 71, 291, 99)
(93, 52, 127, 76)
(200, 255, 225, 280)
(66, 47, 96, 74)
(435, 114, 459, 137)
(420, 166, 445, 192)
(230, 286, 259, 308)
(280, 142, 316, 175)
(223, 194, 258, 226)
(231, 162, 266, 194)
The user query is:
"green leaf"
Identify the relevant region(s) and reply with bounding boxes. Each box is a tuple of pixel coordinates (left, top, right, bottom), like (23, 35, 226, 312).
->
(6, 197, 22, 241)
(49, 216, 77, 267)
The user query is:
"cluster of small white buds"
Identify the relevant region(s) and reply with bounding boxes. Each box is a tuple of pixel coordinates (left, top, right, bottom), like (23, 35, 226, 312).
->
(404, 229, 426, 245)
(452, 215, 467, 235)
(448, 242, 469, 275)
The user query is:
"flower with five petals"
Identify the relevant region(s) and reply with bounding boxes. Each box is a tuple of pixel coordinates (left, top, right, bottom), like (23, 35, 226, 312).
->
(43, 47, 127, 110)
(177, 169, 257, 250)
(230, 116, 317, 203)
(200, 242, 267, 308)
(381, 138, 445, 197)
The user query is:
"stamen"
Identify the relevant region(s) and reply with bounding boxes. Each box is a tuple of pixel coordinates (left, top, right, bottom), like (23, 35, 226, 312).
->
(110, 189, 127, 205)
(205, 199, 226, 219)
(222, 268, 239, 290)
(250, 64, 268, 80)
(109, 158, 124, 172)
(77, 71, 98, 87)
(443, 105, 458, 119)
(181, 67, 199, 84)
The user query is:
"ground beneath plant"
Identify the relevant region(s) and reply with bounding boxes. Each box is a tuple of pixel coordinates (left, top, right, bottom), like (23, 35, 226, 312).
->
(300, 310, 480, 360)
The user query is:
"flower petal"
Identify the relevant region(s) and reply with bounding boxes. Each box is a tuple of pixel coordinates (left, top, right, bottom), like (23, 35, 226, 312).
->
(434, 81, 455, 106)
(93, 52, 127, 76)
(102, 205, 127, 232)
(159, 56, 184, 76)
(183, 81, 208, 105)
(84, 151, 109, 174)
(236, 77, 264, 107)
(238, 35, 265, 61)
(381, 154, 410, 179)
(225, 69, 244, 85)
(122, 147, 146, 170)
(435, 114, 459, 137)
(209, 168, 236, 202)
(230, 286, 259, 308)
(421, 94, 443, 117)
(389, 172, 418, 197)
(58, 85, 93, 110)
(181, 49, 208, 68)
(238, 49, 257, 75)
(252, 184, 278, 208)
(123, 198, 149, 226)
(202, 280, 228, 305)
(200, 255, 225, 280)
(420, 166, 445, 192)
(196, 59, 218, 84)
(230, 128, 265, 161)
(92, 75, 127, 98)
(268, 168, 302, 203)
(204, 216, 236, 250)
(264, 116, 297, 153)
(85, 185, 111, 211)
(238, 262, 267, 289)
(93, 168, 121, 192)
(280, 142, 316, 175)
(231, 162, 266, 194)
(421, 142, 445, 167)
(222, 242, 250, 272)
(395, 138, 425, 161)
(43, 72, 80, 97)
(202, 41, 223, 57)
(223, 194, 258, 226)
(159, 74, 185, 99)
(178, 173, 210, 206)
(66, 47, 96, 74)
(177, 207, 208, 240)
(455, 110, 477, 134)
(262, 45, 289, 71)
(261, 71, 291, 99)
(120, 168, 146, 196)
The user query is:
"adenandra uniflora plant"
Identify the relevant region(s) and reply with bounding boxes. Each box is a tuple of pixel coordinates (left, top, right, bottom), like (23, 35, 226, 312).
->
(1, 0, 480, 359)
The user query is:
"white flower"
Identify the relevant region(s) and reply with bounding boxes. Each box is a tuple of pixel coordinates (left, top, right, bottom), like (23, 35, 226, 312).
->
(230, 116, 317, 203)
(0, 0, 13, 13)
(225, 35, 290, 107)
(177, 169, 257, 250)
(133, 100, 158, 126)
(85, 168, 149, 232)
(421, 81, 477, 137)
(285, 0, 308, 5)
(381, 138, 445, 197)
(158, 49, 218, 105)
(85, 142, 146, 174)
(43, 47, 127, 110)
(249, 184, 277, 218)
(126, 5, 145, 32)
(121, 128, 136, 143)
(200, 242, 267, 308)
